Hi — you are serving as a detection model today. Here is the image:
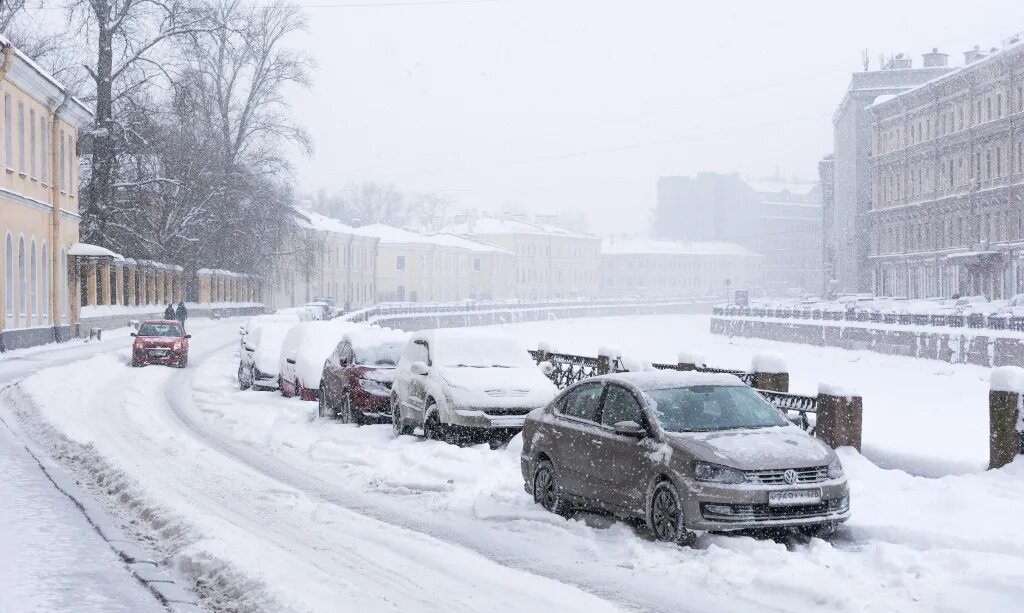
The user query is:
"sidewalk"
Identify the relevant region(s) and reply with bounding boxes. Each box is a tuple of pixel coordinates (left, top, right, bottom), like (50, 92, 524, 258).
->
(0, 415, 166, 613)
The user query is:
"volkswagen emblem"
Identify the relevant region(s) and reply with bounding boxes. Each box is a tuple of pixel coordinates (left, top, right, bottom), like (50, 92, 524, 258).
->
(783, 469, 797, 485)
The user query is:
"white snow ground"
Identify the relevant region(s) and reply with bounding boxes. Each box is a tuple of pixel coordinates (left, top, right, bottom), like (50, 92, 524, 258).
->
(8, 314, 1024, 612)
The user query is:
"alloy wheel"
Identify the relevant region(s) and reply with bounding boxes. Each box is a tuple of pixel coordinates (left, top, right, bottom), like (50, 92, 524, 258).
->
(651, 487, 681, 542)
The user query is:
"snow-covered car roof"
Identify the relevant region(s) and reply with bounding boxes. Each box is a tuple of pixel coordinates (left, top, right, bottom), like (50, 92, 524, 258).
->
(597, 371, 747, 391)
(344, 327, 410, 352)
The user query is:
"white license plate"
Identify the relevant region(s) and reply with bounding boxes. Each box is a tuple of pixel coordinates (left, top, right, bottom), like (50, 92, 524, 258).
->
(768, 488, 822, 507)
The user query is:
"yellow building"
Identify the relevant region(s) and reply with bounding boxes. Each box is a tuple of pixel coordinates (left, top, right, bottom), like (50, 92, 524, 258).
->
(268, 209, 380, 310)
(444, 216, 601, 299)
(353, 224, 514, 303)
(0, 37, 92, 346)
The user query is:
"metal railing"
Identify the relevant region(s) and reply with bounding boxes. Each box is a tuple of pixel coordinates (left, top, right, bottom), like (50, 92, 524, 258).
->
(713, 305, 1024, 332)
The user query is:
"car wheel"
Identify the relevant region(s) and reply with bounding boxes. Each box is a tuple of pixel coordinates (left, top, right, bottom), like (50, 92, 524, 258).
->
(318, 390, 336, 420)
(423, 403, 445, 441)
(533, 459, 570, 517)
(239, 365, 252, 391)
(338, 392, 360, 425)
(391, 395, 413, 437)
(798, 522, 837, 539)
(649, 481, 695, 546)
(131, 358, 143, 368)
(177, 355, 188, 369)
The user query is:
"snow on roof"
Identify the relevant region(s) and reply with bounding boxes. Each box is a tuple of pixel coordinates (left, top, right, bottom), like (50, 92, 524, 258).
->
(344, 327, 410, 351)
(600, 237, 760, 257)
(0, 35, 92, 125)
(355, 224, 508, 253)
(600, 370, 746, 390)
(867, 94, 899, 109)
(67, 243, 124, 261)
(296, 209, 357, 235)
(746, 177, 819, 196)
(445, 217, 593, 239)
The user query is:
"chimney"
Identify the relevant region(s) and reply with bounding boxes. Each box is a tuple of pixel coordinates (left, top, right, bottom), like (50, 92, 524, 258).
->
(884, 52, 912, 70)
(922, 47, 948, 67)
(964, 45, 987, 65)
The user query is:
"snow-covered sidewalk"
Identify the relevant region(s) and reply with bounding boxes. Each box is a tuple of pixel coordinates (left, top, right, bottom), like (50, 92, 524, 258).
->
(0, 416, 165, 613)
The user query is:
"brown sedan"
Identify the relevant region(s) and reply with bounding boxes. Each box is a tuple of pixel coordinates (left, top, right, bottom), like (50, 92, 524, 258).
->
(520, 371, 850, 545)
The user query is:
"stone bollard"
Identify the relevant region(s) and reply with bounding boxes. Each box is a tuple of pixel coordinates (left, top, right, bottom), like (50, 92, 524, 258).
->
(677, 350, 706, 372)
(815, 383, 863, 451)
(597, 346, 621, 375)
(989, 366, 1024, 469)
(751, 351, 789, 392)
(536, 341, 552, 364)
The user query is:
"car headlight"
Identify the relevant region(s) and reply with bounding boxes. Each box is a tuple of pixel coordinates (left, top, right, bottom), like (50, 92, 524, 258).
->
(357, 378, 391, 396)
(693, 462, 746, 484)
(828, 457, 844, 479)
(173, 341, 182, 351)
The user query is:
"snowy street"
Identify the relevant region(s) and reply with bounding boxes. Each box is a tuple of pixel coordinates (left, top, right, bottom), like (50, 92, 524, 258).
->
(5, 314, 1024, 612)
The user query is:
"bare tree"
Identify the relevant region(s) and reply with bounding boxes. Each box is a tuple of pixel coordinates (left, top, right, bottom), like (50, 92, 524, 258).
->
(313, 182, 409, 227)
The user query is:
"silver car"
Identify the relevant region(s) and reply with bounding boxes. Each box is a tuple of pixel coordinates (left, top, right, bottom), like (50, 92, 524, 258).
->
(520, 371, 850, 544)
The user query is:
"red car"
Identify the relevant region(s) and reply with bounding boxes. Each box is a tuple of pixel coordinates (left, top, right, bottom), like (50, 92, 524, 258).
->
(131, 320, 190, 368)
(318, 329, 409, 424)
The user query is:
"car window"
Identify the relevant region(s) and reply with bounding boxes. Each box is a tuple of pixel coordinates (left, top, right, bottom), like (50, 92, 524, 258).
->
(138, 323, 182, 337)
(601, 385, 645, 427)
(404, 340, 429, 366)
(561, 383, 603, 422)
(646, 385, 789, 433)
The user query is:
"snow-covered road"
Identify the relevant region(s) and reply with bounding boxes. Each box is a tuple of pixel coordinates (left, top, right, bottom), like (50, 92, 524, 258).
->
(10, 315, 1024, 612)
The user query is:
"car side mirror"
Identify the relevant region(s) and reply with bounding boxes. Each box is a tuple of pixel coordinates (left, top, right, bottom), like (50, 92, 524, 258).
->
(244, 343, 255, 352)
(239, 328, 246, 335)
(130, 333, 136, 337)
(286, 358, 296, 365)
(411, 361, 429, 376)
(185, 334, 192, 339)
(613, 420, 646, 438)
(538, 361, 555, 376)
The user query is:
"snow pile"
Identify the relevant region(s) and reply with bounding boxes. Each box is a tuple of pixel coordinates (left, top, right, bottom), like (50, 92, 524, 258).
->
(676, 350, 705, 367)
(817, 382, 860, 400)
(751, 351, 787, 374)
(295, 321, 358, 388)
(991, 366, 1024, 393)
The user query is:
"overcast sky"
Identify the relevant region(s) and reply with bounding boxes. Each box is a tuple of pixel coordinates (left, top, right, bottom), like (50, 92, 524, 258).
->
(288, 0, 1024, 234)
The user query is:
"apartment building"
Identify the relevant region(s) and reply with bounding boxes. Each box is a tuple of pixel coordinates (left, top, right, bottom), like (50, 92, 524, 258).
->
(0, 37, 92, 347)
(869, 41, 1024, 299)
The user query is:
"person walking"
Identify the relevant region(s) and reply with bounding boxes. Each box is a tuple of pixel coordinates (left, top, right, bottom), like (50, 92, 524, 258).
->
(164, 303, 175, 320)
(175, 301, 188, 326)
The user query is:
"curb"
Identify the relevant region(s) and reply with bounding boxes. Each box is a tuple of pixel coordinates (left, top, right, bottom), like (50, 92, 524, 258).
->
(15, 425, 202, 612)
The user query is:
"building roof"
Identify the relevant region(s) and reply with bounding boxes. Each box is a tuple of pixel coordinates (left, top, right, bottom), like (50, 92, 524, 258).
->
(0, 35, 92, 128)
(444, 217, 593, 239)
(871, 40, 1024, 113)
(600, 237, 761, 257)
(745, 177, 819, 197)
(355, 223, 510, 254)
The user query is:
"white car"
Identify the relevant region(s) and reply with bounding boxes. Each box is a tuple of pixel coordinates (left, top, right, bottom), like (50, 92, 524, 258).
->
(239, 323, 291, 391)
(279, 320, 355, 400)
(391, 329, 558, 446)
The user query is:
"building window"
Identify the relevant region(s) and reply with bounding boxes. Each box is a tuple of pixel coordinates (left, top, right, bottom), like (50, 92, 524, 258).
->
(2, 95, 10, 168)
(29, 109, 35, 178)
(59, 129, 65, 191)
(18, 236, 25, 319)
(4, 235, 11, 320)
(29, 240, 36, 317)
(16, 101, 24, 173)
(396, 255, 405, 271)
(473, 258, 481, 272)
(997, 93, 1003, 117)
(67, 133, 73, 191)
(39, 116, 46, 183)
(41, 242, 48, 317)
(60, 247, 67, 318)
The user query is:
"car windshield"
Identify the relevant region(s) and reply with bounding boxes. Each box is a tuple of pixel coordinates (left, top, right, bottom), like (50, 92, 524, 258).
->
(138, 323, 182, 337)
(433, 337, 534, 368)
(646, 385, 788, 432)
(354, 342, 404, 367)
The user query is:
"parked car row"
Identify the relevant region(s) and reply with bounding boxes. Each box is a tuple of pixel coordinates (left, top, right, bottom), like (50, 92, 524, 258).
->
(235, 314, 850, 542)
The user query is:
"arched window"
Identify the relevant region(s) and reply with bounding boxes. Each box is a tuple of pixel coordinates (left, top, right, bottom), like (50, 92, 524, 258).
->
(4, 234, 11, 322)
(30, 240, 37, 319)
(60, 247, 67, 318)
(41, 242, 48, 318)
(18, 236, 26, 324)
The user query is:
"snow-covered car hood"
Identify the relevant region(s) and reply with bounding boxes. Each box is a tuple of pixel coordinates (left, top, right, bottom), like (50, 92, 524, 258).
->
(437, 366, 557, 409)
(254, 349, 281, 377)
(357, 367, 395, 383)
(666, 425, 834, 470)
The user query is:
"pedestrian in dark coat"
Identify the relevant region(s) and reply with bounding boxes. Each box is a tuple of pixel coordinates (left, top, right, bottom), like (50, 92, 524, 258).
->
(175, 301, 188, 325)
(164, 303, 175, 320)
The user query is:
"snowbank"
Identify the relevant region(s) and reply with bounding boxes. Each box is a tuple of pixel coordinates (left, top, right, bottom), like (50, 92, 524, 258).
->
(991, 366, 1024, 394)
(751, 351, 787, 374)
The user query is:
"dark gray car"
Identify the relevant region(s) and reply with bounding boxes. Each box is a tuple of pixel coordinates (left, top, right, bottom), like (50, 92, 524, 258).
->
(520, 371, 850, 544)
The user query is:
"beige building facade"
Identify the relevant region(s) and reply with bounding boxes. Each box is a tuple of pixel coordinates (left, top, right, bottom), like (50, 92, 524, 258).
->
(600, 238, 765, 299)
(445, 217, 601, 299)
(0, 38, 91, 345)
(869, 42, 1024, 299)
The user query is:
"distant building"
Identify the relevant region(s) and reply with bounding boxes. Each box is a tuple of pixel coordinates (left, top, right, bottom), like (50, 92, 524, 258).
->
(818, 154, 836, 296)
(868, 41, 1024, 299)
(600, 237, 765, 299)
(444, 216, 601, 299)
(828, 50, 955, 294)
(654, 173, 758, 243)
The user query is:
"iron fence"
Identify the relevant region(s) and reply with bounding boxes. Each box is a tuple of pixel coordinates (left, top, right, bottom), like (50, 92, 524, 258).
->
(714, 305, 1024, 333)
